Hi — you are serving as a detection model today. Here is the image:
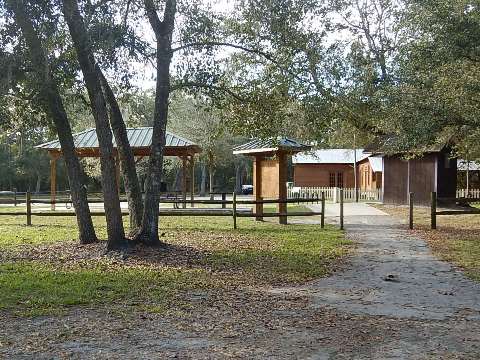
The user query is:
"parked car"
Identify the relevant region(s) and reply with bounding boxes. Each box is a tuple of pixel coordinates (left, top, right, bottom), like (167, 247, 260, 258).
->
(241, 185, 253, 195)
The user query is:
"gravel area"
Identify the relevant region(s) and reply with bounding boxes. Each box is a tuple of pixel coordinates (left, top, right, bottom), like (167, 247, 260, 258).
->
(1, 207, 479, 359)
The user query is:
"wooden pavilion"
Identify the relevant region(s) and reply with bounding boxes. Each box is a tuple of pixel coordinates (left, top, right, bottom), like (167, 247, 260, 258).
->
(36, 127, 202, 209)
(233, 138, 311, 224)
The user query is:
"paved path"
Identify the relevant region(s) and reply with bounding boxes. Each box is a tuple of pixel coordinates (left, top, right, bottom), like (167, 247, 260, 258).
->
(304, 213, 480, 320)
(273, 205, 480, 357)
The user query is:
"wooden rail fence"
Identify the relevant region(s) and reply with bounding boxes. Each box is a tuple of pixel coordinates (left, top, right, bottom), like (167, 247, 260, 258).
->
(0, 191, 328, 230)
(430, 192, 480, 229)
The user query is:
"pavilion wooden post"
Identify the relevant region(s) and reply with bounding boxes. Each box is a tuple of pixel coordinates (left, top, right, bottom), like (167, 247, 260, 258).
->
(26, 191, 32, 226)
(253, 155, 263, 221)
(49, 152, 59, 211)
(190, 155, 195, 208)
(182, 156, 187, 209)
(278, 151, 288, 225)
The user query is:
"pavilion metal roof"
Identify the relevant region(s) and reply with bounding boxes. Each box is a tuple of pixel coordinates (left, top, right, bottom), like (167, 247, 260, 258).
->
(233, 137, 311, 155)
(36, 127, 198, 150)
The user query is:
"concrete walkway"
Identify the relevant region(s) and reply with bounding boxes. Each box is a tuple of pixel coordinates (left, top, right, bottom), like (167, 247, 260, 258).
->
(303, 214, 480, 320)
(294, 203, 480, 319)
(311, 201, 388, 218)
(273, 204, 480, 356)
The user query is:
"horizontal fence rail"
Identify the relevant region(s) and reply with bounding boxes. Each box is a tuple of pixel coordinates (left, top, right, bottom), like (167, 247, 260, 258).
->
(0, 191, 329, 230)
(431, 191, 480, 229)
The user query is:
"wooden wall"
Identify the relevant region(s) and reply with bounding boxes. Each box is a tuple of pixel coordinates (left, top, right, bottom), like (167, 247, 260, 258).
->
(259, 159, 280, 198)
(383, 150, 457, 205)
(358, 158, 382, 190)
(408, 154, 436, 204)
(293, 164, 355, 187)
(437, 151, 457, 199)
(383, 156, 409, 205)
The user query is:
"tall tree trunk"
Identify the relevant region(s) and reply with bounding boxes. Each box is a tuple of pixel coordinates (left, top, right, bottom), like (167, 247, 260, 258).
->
(134, 0, 177, 246)
(8, 0, 97, 244)
(173, 168, 182, 192)
(235, 163, 243, 194)
(62, 0, 127, 250)
(209, 164, 214, 200)
(98, 70, 143, 231)
(35, 172, 41, 194)
(200, 163, 207, 196)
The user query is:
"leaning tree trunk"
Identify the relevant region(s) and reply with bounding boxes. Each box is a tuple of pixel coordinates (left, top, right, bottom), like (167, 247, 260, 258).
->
(9, 0, 97, 244)
(200, 163, 207, 196)
(98, 69, 144, 231)
(134, 0, 177, 246)
(62, 0, 127, 250)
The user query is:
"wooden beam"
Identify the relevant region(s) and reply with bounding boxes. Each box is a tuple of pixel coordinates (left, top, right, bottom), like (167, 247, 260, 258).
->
(50, 154, 58, 211)
(253, 155, 263, 221)
(190, 155, 195, 207)
(182, 156, 187, 209)
(278, 152, 287, 225)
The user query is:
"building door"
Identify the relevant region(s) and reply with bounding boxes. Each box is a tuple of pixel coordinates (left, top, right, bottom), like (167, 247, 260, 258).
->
(329, 172, 344, 188)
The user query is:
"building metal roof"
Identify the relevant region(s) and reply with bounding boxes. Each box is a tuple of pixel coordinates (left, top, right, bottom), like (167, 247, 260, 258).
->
(36, 127, 198, 150)
(233, 137, 311, 155)
(458, 159, 480, 171)
(293, 149, 370, 164)
(368, 156, 383, 172)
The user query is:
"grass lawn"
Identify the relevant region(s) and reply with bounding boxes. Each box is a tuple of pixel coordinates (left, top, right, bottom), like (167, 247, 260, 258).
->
(0, 206, 348, 316)
(375, 204, 480, 282)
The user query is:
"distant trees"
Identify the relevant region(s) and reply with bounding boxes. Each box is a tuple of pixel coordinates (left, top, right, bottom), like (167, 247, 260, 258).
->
(1, 0, 478, 249)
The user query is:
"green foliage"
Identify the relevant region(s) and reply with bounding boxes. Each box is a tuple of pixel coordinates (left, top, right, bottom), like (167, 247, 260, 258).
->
(0, 261, 205, 316)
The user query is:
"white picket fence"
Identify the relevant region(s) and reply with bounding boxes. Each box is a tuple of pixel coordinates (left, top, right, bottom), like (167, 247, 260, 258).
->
(456, 189, 480, 198)
(287, 186, 383, 203)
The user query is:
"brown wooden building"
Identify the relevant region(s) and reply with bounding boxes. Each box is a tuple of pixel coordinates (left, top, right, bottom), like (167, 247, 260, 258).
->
(373, 147, 457, 205)
(292, 149, 382, 190)
(357, 156, 383, 190)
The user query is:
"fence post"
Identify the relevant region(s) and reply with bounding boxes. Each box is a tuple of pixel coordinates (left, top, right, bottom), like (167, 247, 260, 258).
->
(13, 188, 17, 206)
(340, 188, 344, 230)
(232, 192, 237, 229)
(321, 191, 325, 229)
(431, 192, 437, 230)
(408, 192, 414, 230)
(26, 191, 32, 226)
(222, 193, 226, 209)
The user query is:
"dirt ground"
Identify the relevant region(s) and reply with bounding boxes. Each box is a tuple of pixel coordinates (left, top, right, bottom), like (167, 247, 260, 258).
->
(1, 208, 480, 359)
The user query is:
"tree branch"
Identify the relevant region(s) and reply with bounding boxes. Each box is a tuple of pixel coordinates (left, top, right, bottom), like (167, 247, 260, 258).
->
(170, 81, 246, 102)
(171, 41, 273, 59)
(143, 0, 162, 36)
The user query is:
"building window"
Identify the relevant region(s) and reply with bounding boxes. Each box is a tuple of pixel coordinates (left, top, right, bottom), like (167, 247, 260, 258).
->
(329, 173, 336, 187)
(337, 172, 344, 188)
